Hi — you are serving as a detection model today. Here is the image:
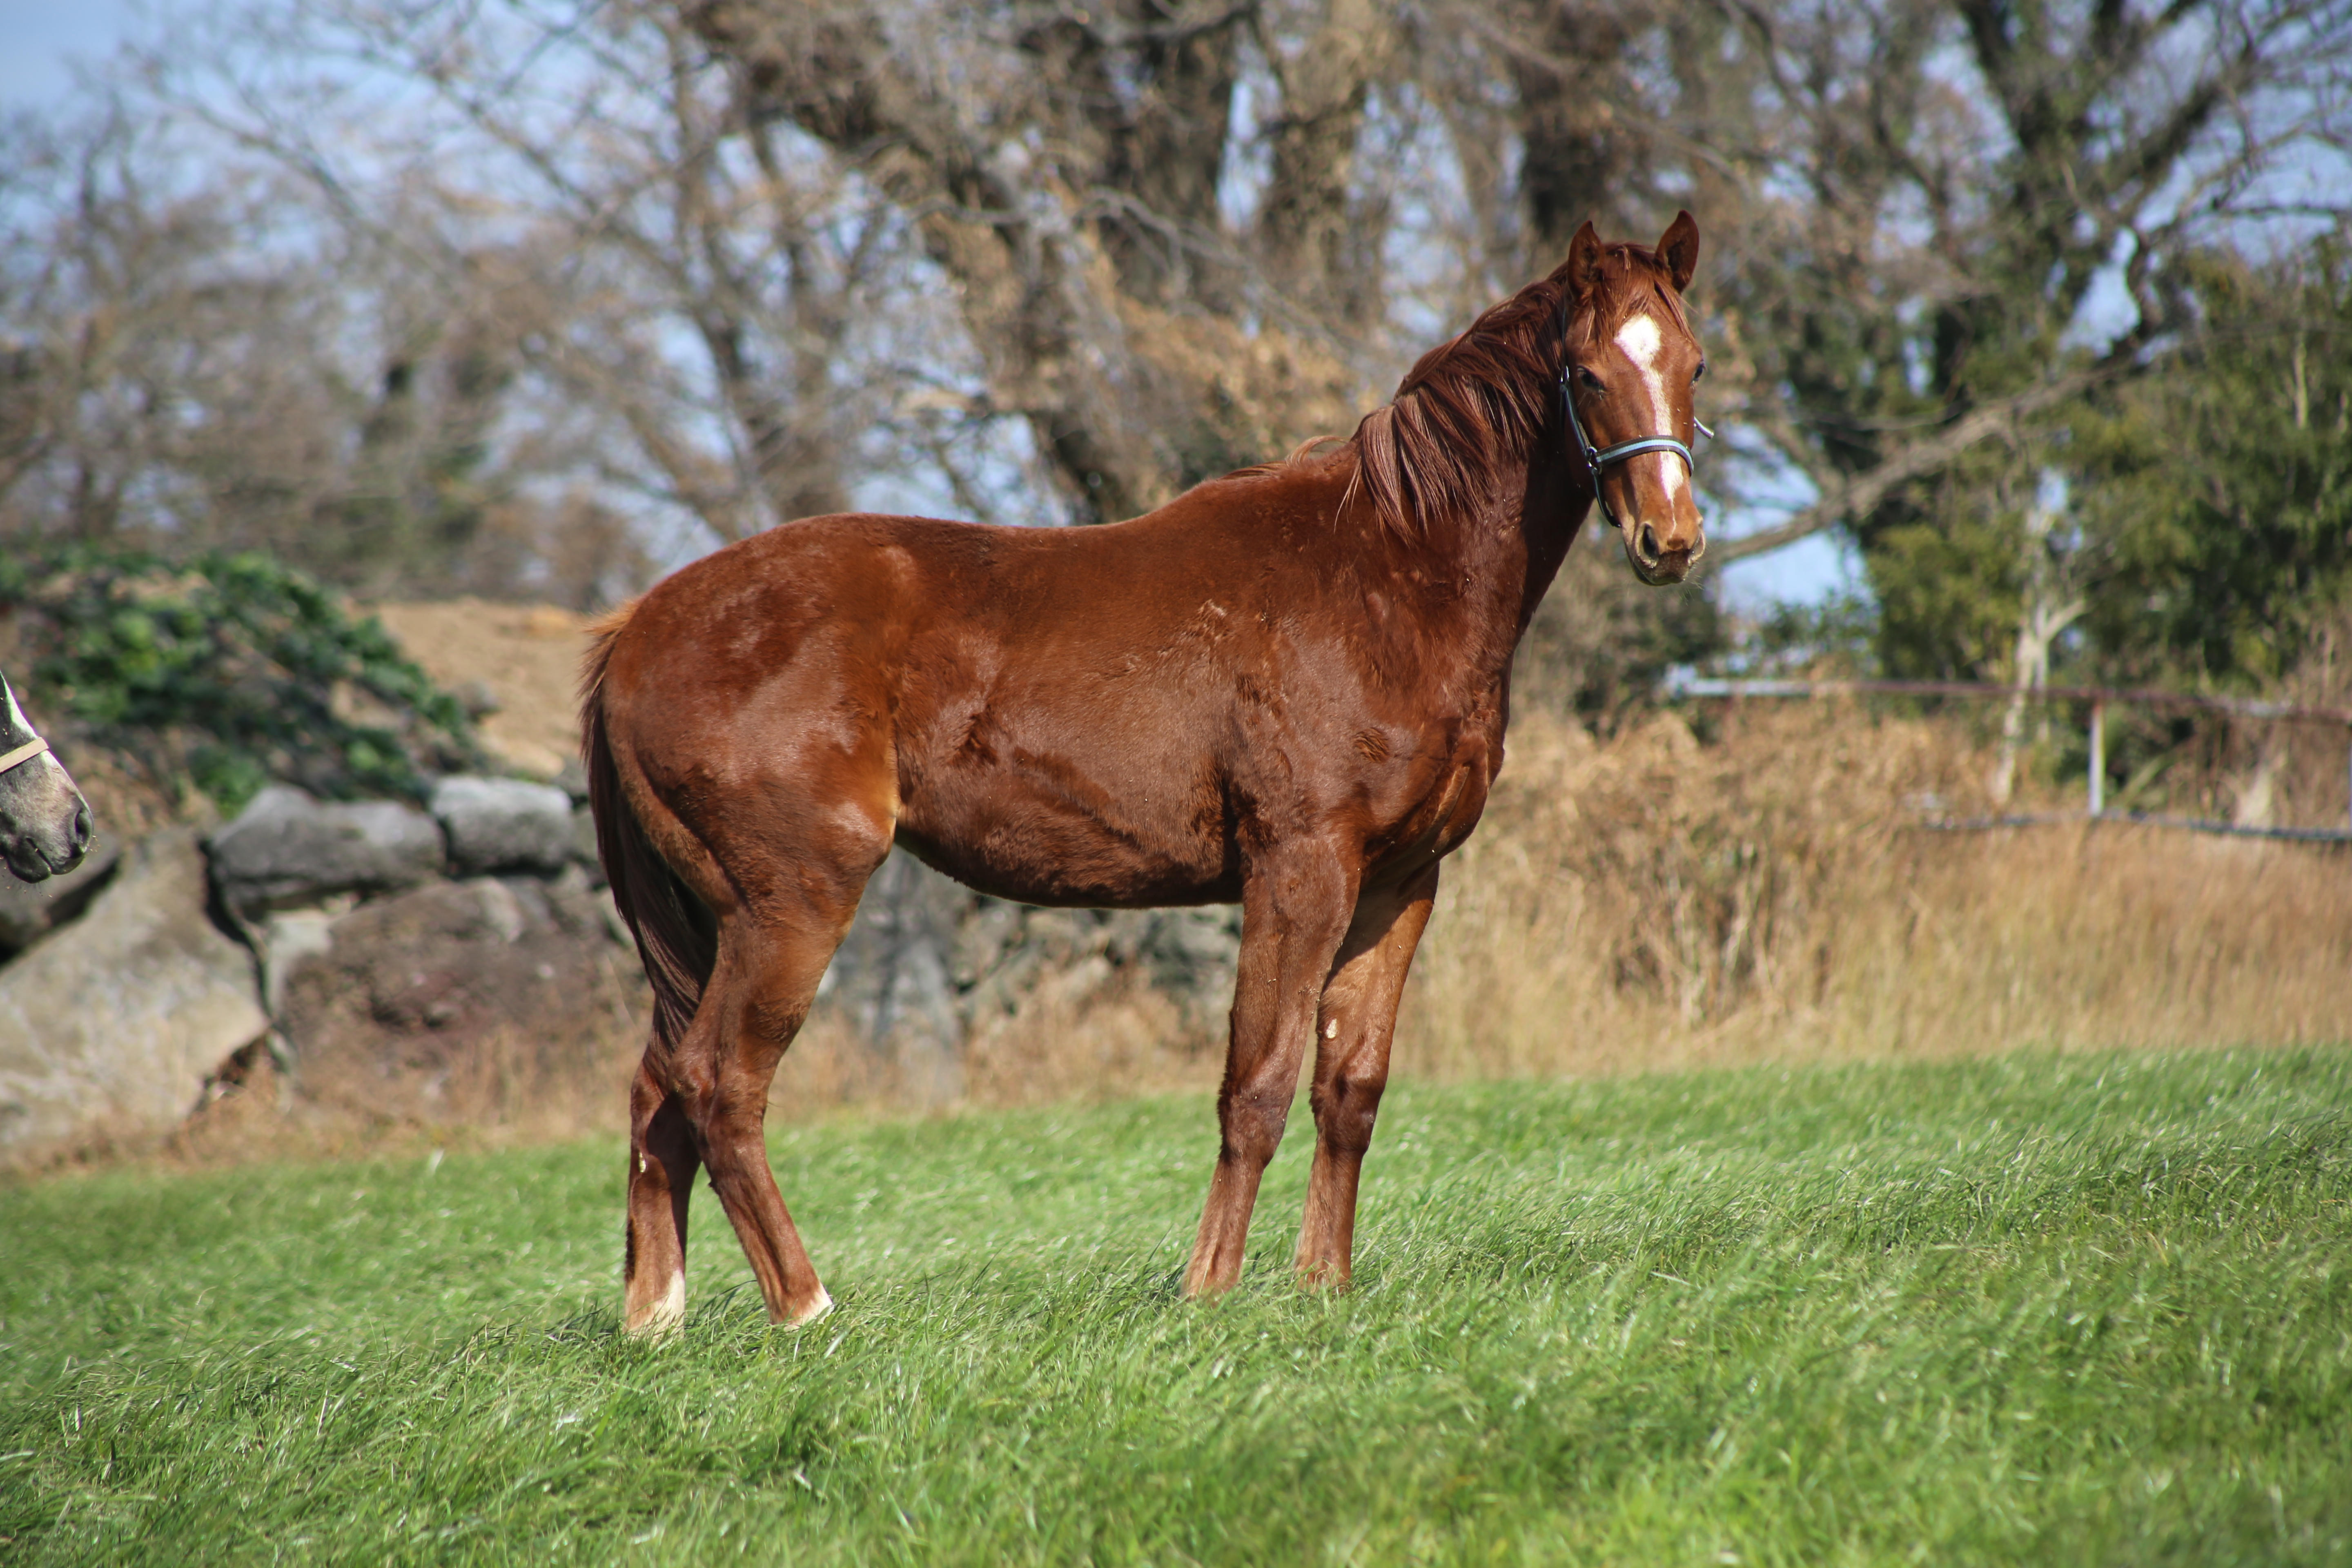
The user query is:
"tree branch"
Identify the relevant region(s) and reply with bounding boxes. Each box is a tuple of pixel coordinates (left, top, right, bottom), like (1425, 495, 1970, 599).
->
(1710, 369, 2103, 564)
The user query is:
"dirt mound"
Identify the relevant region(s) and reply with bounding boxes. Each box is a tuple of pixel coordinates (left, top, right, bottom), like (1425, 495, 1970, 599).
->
(366, 599, 593, 780)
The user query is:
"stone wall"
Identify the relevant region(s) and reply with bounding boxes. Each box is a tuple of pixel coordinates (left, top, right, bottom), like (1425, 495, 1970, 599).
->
(0, 771, 1241, 1159)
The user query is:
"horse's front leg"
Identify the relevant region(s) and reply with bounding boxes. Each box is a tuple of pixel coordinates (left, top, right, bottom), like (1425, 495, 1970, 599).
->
(1184, 846, 1358, 1298)
(1295, 862, 1440, 1289)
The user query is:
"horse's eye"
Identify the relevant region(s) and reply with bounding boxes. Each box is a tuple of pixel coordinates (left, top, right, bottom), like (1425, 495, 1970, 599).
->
(1575, 366, 1606, 392)
(1693, 359, 1708, 383)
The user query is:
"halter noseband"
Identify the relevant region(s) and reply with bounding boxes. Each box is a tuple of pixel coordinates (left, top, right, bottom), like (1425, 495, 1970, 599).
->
(0, 677, 51, 776)
(1557, 307, 1711, 532)
(0, 734, 49, 776)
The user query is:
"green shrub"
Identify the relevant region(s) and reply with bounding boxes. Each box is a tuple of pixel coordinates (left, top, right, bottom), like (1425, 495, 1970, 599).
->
(0, 545, 479, 811)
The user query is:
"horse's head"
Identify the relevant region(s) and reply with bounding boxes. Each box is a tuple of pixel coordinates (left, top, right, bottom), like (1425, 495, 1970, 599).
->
(0, 672, 93, 882)
(1559, 211, 1707, 586)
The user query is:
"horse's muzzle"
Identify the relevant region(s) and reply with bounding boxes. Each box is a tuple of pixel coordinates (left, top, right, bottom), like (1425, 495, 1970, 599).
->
(2, 786, 92, 883)
(1626, 519, 1706, 585)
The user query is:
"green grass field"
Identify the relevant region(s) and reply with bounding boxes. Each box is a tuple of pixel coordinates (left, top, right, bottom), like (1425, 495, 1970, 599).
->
(4, 1048, 2349, 1564)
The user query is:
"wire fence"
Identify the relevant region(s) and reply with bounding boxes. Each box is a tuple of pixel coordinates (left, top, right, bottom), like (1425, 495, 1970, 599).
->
(1663, 673, 2352, 844)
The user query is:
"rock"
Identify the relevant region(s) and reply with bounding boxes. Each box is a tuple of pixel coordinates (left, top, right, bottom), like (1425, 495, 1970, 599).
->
(255, 902, 344, 1015)
(0, 829, 268, 1158)
(453, 679, 503, 719)
(207, 785, 444, 917)
(812, 848, 1244, 1098)
(275, 865, 642, 1122)
(819, 848, 967, 1104)
(806, 847, 1243, 1094)
(570, 803, 604, 883)
(0, 836, 121, 958)
(953, 896, 1241, 1041)
(431, 776, 572, 877)
(1129, 906, 1243, 1035)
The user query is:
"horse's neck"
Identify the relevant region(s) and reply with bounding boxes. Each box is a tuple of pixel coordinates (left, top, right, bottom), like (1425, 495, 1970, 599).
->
(1351, 448, 1590, 711)
(1510, 453, 1596, 637)
(1443, 444, 1593, 663)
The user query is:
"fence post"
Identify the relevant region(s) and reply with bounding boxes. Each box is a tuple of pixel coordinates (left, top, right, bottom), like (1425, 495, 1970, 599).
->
(2089, 700, 2105, 817)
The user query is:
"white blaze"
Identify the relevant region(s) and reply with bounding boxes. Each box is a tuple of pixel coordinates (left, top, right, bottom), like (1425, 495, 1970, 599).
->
(1612, 314, 1686, 502)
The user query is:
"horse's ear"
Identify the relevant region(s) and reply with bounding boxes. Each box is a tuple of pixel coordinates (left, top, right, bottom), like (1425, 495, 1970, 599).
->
(1657, 210, 1700, 293)
(1565, 220, 1605, 298)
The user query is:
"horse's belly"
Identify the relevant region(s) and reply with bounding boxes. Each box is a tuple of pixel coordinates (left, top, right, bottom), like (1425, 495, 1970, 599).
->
(894, 777, 1237, 909)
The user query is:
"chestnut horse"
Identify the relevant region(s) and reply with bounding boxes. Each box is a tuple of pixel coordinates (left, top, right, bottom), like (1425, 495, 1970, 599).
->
(583, 214, 1709, 1332)
(0, 670, 93, 884)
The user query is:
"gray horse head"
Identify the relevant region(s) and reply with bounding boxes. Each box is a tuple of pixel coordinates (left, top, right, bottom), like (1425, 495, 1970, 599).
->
(0, 671, 93, 882)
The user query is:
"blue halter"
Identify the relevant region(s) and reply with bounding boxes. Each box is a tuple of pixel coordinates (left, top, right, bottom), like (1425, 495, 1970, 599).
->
(1557, 331, 1711, 532)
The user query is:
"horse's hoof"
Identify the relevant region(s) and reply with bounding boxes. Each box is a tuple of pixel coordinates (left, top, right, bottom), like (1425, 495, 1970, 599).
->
(624, 1273, 687, 1337)
(778, 1286, 835, 1328)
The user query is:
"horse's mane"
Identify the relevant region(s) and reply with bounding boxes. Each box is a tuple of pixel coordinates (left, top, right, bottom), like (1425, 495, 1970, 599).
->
(1341, 241, 1689, 542)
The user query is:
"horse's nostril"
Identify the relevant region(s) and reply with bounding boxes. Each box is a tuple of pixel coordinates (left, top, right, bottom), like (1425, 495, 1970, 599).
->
(72, 804, 92, 849)
(1635, 523, 1662, 566)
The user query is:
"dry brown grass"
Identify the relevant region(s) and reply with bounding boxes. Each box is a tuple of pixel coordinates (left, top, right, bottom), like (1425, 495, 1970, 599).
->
(158, 1022, 645, 1168)
(1406, 702, 2352, 1081)
(767, 697, 2352, 1107)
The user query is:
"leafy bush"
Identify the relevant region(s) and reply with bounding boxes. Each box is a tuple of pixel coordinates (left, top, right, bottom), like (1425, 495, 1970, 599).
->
(0, 546, 479, 811)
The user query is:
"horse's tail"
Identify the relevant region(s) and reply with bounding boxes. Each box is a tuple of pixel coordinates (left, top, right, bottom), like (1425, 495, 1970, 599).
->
(581, 602, 714, 1055)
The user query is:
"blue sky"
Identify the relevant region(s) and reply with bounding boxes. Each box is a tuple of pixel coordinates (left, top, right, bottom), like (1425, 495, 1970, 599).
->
(1713, 530, 1858, 611)
(0, 0, 136, 110)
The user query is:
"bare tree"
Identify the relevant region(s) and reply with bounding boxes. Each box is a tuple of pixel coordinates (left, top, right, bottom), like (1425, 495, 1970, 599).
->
(16, 0, 2347, 650)
(136, 0, 983, 557)
(0, 101, 639, 599)
(686, 0, 1395, 521)
(682, 0, 2346, 591)
(1701, 0, 2351, 554)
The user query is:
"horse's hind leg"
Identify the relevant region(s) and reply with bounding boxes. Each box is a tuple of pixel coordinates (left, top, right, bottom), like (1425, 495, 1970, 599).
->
(684, 912, 850, 1326)
(625, 1055, 701, 1332)
(633, 936, 836, 1332)
(1295, 863, 1440, 1289)
(628, 909, 845, 1335)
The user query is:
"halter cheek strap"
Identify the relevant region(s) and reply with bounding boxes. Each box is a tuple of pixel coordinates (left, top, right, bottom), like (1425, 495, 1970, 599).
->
(1560, 362, 1711, 532)
(0, 735, 50, 775)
